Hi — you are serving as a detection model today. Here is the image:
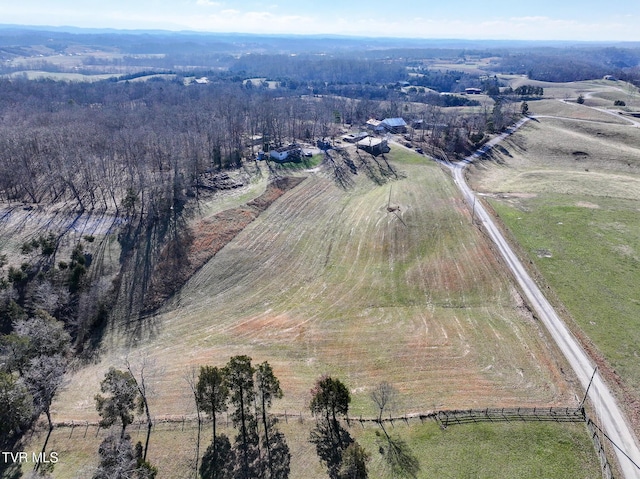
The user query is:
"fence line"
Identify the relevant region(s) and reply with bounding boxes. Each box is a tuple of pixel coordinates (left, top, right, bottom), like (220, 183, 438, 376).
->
(52, 406, 588, 431)
(53, 405, 614, 479)
(585, 414, 615, 479)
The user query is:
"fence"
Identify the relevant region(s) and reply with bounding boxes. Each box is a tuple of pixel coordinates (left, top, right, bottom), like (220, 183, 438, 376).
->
(55, 405, 615, 479)
(431, 406, 585, 428)
(585, 414, 615, 479)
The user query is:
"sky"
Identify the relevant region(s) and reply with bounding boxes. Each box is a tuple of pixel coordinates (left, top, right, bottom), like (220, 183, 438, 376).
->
(1, 0, 639, 42)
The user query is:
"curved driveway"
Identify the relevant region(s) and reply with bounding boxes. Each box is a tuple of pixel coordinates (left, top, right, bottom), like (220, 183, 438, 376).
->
(447, 117, 640, 479)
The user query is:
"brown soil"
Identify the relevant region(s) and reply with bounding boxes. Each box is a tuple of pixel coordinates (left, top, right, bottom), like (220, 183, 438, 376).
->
(143, 177, 306, 312)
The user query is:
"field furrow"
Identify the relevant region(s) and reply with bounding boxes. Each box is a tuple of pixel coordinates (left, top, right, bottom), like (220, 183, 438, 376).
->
(54, 151, 575, 423)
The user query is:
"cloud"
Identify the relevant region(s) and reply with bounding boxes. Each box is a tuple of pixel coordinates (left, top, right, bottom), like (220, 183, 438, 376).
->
(196, 0, 222, 6)
(181, 8, 316, 33)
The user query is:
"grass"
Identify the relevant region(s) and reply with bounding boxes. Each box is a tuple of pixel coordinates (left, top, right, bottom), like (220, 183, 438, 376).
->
(467, 107, 640, 408)
(53, 146, 574, 426)
(526, 99, 631, 124)
(7, 95, 615, 479)
(17, 418, 601, 479)
(489, 194, 640, 391)
(5, 71, 119, 82)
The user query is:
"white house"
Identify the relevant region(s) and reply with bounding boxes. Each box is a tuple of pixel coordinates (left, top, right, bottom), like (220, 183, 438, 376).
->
(269, 145, 302, 162)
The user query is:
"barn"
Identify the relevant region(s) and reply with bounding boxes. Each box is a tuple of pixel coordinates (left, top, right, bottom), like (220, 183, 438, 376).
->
(381, 118, 407, 134)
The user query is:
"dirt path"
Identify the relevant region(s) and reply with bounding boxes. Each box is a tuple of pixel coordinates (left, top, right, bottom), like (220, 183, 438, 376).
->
(449, 118, 640, 479)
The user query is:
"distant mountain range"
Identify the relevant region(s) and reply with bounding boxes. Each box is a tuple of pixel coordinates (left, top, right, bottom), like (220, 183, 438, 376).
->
(2, 23, 639, 55)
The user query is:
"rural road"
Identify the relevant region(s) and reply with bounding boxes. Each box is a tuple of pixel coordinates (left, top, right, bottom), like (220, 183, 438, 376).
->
(447, 118, 640, 479)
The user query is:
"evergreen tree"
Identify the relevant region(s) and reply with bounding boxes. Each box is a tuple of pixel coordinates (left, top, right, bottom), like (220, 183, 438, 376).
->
(224, 355, 259, 479)
(196, 365, 229, 479)
(95, 368, 139, 438)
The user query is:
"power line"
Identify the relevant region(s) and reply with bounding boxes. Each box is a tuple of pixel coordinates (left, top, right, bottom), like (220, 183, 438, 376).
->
(590, 418, 640, 471)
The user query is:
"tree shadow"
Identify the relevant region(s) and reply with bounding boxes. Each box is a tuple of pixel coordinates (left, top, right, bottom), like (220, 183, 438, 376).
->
(377, 430, 420, 479)
(200, 434, 233, 479)
(324, 151, 355, 190)
(267, 428, 291, 479)
(309, 419, 354, 479)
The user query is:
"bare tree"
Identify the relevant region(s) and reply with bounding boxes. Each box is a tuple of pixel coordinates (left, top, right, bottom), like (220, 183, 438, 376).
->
(370, 381, 397, 424)
(185, 367, 203, 478)
(125, 356, 157, 461)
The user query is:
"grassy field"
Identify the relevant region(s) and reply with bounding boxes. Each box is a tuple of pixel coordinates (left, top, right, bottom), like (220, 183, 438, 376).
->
(54, 146, 575, 426)
(4, 99, 613, 477)
(18, 417, 601, 479)
(466, 107, 640, 428)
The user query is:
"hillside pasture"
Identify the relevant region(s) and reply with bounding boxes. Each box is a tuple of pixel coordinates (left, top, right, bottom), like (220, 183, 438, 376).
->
(507, 77, 630, 100)
(526, 99, 632, 124)
(53, 148, 576, 425)
(466, 114, 640, 430)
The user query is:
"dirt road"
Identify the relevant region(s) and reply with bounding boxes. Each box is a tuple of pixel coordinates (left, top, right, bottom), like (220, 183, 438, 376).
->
(448, 120, 640, 479)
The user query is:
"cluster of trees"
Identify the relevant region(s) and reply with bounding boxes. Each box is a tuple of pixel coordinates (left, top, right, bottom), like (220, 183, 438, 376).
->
(0, 227, 107, 358)
(494, 47, 640, 83)
(411, 68, 476, 93)
(88, 358, 420, 479)
(0, 77, 371, 212)
(0, 65, 524, 349)
(191, 356, 290, 479)
(0, 310, 71, 475)
(92, 356, 289, 479)
(0, 76, 362, 332)
(231, 54, 407, 85)
(509, 85, 544, 97)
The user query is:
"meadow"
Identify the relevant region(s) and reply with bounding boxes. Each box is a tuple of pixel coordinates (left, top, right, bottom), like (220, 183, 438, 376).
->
(19, 416, 601, 479)
(52, 147, 576, 425)
(466, 98, 640, 432)
(19, 148, 589, 478)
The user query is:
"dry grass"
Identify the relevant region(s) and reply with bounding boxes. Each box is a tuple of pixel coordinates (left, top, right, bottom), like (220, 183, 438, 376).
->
(53, 149, 576, 426)
(526, 99, 631, 124)
(469, 118, 640, 197)
(466, 100, 640, 434)
(508, 78, 633, 101)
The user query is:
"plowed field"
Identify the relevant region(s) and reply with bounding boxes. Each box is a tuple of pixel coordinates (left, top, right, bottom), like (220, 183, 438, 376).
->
(54, 149, 576, 422)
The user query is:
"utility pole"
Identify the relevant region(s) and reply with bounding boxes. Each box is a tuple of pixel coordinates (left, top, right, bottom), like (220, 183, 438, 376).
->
(579, 367, 598, 409)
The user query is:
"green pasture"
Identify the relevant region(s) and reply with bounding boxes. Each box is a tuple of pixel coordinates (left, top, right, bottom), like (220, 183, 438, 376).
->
(489, 194, 640, 393)
(469, 109, 640, 397)
(15, 418, 601, 479)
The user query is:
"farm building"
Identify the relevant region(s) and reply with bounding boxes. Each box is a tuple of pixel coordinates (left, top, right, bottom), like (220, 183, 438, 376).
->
(366, 118, 386, 132)
(342, 132, 369, 143)
(465, 87, 482, 95)
(381, 118, 407, 133)
(269, 144, 302, 163)
(356, 137, 389, 156)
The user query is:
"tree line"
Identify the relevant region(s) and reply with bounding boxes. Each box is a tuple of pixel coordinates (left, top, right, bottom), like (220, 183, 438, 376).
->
(0, 74, 521, 345)
(88, 355, 418, 479)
